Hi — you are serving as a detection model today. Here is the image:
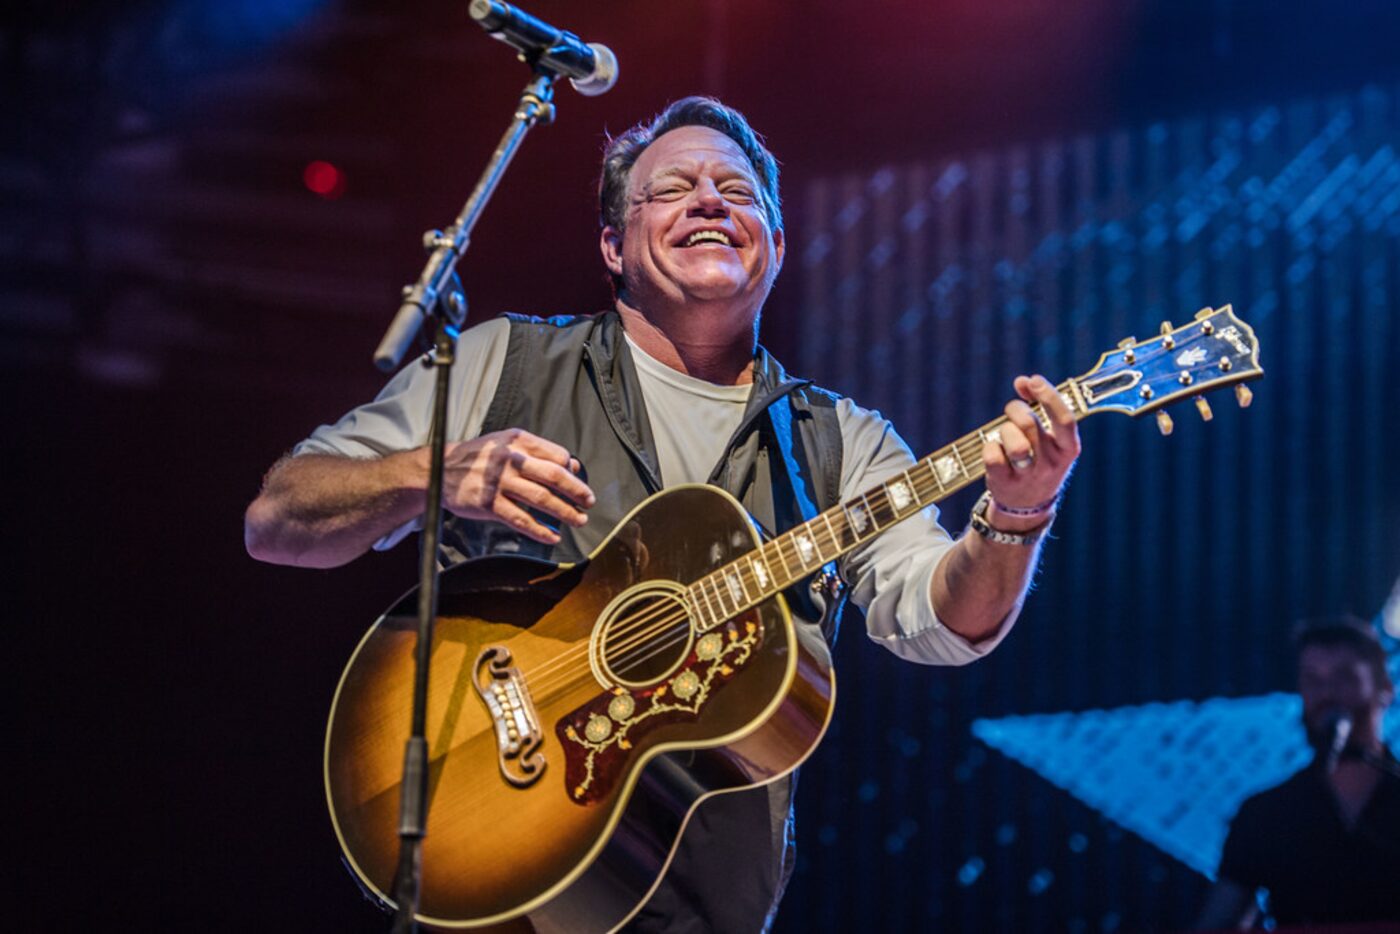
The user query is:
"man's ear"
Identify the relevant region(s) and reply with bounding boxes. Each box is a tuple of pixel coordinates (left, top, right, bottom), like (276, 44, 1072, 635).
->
(601, 225, 624, 277)
(772, 226, 785, 273)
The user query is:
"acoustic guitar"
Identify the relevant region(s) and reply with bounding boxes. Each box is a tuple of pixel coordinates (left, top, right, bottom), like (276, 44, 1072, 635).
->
(325, 305, 1262, 931)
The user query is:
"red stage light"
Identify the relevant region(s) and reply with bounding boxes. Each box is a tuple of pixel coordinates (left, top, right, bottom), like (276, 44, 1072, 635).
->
(303, 160, 346, 199)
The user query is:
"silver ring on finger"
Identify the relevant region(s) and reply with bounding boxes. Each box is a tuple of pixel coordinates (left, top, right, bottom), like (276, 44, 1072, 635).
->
(1010, 450, 1035, 471)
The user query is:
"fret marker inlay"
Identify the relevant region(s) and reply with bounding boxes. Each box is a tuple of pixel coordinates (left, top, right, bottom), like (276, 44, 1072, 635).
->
(934, 455, 959, 484)
(888, 480, 912, 511)
(848, 504, 870, 534)
(795, 534, 815, 564)
(751, 557, 769, 589)
(724, 572, 743, 604)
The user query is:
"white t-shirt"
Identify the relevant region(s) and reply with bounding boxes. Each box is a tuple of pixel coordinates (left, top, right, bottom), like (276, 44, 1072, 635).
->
(623, 333, 750, 486)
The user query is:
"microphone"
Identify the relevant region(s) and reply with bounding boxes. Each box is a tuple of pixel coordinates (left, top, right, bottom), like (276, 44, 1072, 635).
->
(1321, 708, 1353, 773)
(468, 0, 618, 96)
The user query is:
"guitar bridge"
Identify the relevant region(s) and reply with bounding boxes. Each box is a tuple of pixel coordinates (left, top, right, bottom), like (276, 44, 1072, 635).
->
(473, 646, 546, 788)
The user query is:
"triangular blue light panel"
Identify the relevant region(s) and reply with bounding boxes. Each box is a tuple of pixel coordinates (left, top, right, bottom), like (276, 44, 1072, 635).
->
(973, 636, 1400, 880)
(973, 694, 1310, 877)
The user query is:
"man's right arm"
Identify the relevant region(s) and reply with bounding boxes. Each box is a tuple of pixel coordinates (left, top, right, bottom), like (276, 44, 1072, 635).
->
(245, 431, 597, 569)
(244, 450, 431, 569)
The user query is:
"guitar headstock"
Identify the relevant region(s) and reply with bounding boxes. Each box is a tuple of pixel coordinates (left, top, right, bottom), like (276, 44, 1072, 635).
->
(1073, 305, 1262, 432)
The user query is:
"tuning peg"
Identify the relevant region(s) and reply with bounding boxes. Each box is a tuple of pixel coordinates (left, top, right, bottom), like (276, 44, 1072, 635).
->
(1195, 396, 1214, 421)
(1194, 307, 1214, 321)
(1118, 337, 1137, 363)
(1156, 411, 1174, 436)
(1235, 384, 1253, 408)
(1160, 321, 1176, 349)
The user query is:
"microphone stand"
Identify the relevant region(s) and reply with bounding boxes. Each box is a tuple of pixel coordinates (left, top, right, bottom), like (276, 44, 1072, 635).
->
(375, 67, 560, 934)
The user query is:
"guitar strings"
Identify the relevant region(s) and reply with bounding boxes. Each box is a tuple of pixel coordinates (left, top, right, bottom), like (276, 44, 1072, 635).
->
(520, 389, 1082, 699)
(522, 440, 973, 698)
(525, 600, 693, 696)
(531, 604, 723, 699)
(522, 597, 691, 693)
(520, 438, 968, 697)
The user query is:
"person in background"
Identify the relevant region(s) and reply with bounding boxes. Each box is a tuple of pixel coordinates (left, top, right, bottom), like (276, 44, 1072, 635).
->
(1196, 617, 1400, 929)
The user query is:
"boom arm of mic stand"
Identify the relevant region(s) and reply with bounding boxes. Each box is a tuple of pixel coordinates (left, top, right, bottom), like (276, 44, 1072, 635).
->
(373, 71, 558, 372)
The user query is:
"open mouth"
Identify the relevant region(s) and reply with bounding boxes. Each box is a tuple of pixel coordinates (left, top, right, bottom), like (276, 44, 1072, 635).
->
(680, 230, 734, 248)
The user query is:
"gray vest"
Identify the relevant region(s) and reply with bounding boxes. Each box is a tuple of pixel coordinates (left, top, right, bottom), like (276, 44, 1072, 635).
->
(440, 310, 853, 643)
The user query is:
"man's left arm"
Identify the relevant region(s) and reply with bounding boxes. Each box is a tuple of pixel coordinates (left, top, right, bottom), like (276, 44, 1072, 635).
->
(931, 374, 1080, 643)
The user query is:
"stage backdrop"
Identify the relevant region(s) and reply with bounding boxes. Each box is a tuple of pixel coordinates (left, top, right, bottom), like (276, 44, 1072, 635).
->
(7, 4, 1400, 931)
(773, 82, 1400, 933)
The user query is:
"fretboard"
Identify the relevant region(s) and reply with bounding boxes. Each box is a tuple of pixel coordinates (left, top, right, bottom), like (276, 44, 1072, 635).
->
(684, 380, 1084, 630)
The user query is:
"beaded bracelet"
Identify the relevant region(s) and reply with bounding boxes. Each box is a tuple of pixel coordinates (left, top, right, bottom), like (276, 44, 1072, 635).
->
(987, 492, 1060, 518)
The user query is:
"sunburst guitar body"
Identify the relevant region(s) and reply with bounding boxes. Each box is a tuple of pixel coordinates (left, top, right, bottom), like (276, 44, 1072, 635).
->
(325, 484, 836, 933)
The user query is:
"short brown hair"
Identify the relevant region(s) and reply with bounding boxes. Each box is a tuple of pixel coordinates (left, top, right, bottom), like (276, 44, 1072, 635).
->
(1293, 615, 1394, 693)
(598, 98, 783, 290)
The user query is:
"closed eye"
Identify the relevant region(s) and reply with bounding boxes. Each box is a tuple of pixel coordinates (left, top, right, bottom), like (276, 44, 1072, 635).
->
(647, 184, 691, 201)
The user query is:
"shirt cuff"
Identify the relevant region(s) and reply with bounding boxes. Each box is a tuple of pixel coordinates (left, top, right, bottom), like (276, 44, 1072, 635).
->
(864, 559, 1018, 666)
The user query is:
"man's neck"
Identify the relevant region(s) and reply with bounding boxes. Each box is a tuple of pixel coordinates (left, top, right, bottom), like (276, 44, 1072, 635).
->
(1329, 758, 1384, 829)
(616, 298, 758, 386)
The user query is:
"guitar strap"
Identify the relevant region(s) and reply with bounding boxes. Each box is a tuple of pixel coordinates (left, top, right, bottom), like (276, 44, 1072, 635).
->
(762, 389, 855, 646)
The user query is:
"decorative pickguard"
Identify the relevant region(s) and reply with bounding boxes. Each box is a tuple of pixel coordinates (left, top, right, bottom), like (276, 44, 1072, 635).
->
(556, 617, 763, 805)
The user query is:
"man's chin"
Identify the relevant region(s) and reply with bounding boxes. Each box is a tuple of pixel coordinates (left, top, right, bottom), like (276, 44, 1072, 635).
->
(675, 278, 756, 305)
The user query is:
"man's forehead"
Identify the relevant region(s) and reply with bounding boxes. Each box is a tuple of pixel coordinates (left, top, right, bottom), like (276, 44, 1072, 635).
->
(1300, 644, 1369, 671)
(632, 126, 756, 183)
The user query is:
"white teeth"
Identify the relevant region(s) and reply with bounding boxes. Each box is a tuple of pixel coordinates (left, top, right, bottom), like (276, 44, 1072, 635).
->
(684, 230, 732, 247)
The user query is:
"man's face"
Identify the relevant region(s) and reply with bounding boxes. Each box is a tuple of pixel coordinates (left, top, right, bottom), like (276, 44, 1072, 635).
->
(1298, 644, 1391, 748)
(602, 125, 784, 310)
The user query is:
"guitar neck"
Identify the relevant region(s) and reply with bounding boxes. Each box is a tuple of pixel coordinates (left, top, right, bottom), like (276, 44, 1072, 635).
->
(685, 379, 1088, 630)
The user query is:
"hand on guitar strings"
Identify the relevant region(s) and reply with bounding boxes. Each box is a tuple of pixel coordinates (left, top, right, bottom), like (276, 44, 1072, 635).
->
(441, 428, 596, 545)
(980, 375, 1081, 528)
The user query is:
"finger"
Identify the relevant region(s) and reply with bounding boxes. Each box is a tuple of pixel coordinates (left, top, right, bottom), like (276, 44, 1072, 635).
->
(998, 410, 1037, 466)
(983, 440, 1024, 495)
(507, 428, 573, 466)
(985, 436, 1008, 470)
(1015, 374, 1077, 444)
(516, 454, 597, 509)
(1025, 374, 1076, 430)
(502, 474, 590, 528)
(492, 496, 563, 545)
(1012, 376, 1056, 440)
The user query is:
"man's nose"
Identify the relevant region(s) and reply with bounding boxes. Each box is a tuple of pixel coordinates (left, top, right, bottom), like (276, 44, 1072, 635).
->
(687, 179, 728, 217)
(1310, 688, 1340, 710)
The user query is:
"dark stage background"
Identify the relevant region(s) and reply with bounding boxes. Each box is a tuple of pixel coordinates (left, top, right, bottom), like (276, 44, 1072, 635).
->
(7, 2, 1400, 931)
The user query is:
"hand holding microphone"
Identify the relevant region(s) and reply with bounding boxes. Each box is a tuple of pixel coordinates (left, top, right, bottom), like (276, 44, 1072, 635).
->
(1320, 708, 1353, 774)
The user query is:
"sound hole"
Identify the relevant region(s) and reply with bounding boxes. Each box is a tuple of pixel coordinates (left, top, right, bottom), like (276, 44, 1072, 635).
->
(601, 586, 694, 687)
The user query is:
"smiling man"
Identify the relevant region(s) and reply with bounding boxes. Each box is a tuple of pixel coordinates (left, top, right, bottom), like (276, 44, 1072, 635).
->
(245, 97, 1079, 931)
